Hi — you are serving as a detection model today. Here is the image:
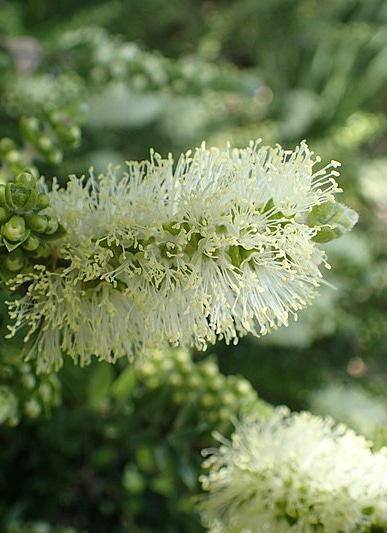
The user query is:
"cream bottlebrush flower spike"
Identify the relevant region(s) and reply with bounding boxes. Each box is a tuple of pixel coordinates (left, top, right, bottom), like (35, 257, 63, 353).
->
(7, 141, 357, 371)
(199, 408, 387, 533)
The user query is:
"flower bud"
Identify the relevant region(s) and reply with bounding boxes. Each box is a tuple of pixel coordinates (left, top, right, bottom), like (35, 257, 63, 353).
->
(22, 233, 40, 251)
(46, 149, 63, 165)
(2, 215, 27, 242)
(5, 150, 22, 166)
(20, 116, 41, 143)
(24, 398, 41, 418)
(55, 124, 81, 148)
(0, 138, 16, 155)
(47, 110, 64, 125)
(38, 135, 53, 152)
(4, 249, 24, 272)
(5, 183, 38, 211)
(25, 214, 48, 233)
(0, 206, 10, 225)
(0, 185, 6, 206)
(14, 171, 37, 188)
(37, 193, 49, 210)
(45, 217, 59, 234)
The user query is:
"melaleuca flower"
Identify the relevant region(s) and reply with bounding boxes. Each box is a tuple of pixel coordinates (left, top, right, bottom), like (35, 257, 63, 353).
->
(310, 382, 387, 447)
(199, 407, 387, 533)
(7, 141, 356, 371)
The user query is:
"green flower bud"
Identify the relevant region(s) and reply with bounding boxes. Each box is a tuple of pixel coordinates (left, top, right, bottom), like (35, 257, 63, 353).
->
(37, 193, 50, 210)
(47, 110, 64, 125)
(25, 213, 48, 233)
(22, 233, 40, 251)
(14, 171, 37, 188)
(0, 206, 10, 225)
(20, 116, 41, 143)
(38, 135, 53, 152)
(308, 201, 359, 243)
(4, 249, 24, 272)
(24, 398, 41, 418)
(45, 217, 59, 235)
(0, 185, 6, 206)
(21, 374, 36, 389)
(55, 124, 81, 148)
(5, 150, 22, 165)
(2, 215, 26, 242)
(5, 183, 38, 211)
(33, 243, 51, 258)
(0, 386, 19, 425)
(46, 149, 63, 165)
(0, 138, 16, 155)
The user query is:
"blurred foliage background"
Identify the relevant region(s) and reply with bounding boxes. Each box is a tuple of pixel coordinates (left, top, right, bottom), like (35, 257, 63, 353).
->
(0, 0, 387, 531)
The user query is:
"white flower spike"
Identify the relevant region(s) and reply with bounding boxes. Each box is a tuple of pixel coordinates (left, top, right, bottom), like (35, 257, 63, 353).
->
(7, 141, 356, 371)
(200, 407, 387, 532)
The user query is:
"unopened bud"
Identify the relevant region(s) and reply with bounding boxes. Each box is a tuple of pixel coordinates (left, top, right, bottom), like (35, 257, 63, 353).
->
(47, 149, 63, 165)
(15, 171, 36, 188)
(38, 135, 53, 152)
(5, 183, 38, 211)
(0, 185, 6, 206)
(22, 233, 40, 251)
(37, 193, 49, 210)
(3, 215, 26, 242)
(45, 217, 59, 234)
(47, 110, 64, 125)
(5, 150, 22, 165)
(0, 207, 10, 225)
(24, 398, 41, 418)
(0, 138, 16, 155)
(25, 213, 48, 233)
(5, 250, 24, 272)
(55, 124, 81, 148)
(20, 116, 41, 143)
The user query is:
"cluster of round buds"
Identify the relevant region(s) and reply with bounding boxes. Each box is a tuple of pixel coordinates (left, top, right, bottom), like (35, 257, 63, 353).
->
(138, 349, 271, 431)
(0, 171, 64, 279)
(20, 111, 80, 166)
(58, 27, 260, 97)
(0, 137, 38, 182)
(0, 356, 61, 427)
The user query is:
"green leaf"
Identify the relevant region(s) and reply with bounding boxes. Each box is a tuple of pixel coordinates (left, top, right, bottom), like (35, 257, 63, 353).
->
(86, 362, 114, 409)
(110, 365, 137, 401)
(307, 201, 359, 243)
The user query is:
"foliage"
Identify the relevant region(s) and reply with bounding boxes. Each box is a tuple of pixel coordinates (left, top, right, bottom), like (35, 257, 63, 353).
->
(0, 350, 269, 532)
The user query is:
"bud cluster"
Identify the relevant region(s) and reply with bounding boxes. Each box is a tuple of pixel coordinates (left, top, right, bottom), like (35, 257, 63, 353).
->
(0, 171, 64, 279)
(0, 137, 37, 181)
(58, 27, 260, 96)
(20, 112, 80, 166)
(138, 349, 271, 430)
(0, 112, 81, 184)
(0, 353, 61, 427)
(4, 72, 85, 118)
(120, 349, 271, 513)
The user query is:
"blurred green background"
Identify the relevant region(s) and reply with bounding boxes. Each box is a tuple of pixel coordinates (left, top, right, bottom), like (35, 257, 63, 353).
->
(0, 0, 387, 531)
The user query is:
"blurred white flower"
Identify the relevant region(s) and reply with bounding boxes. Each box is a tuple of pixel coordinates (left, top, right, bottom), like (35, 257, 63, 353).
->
(8, 141, 350, 371)
(200, 407, 387, 532)
(310, 382, 387, 444)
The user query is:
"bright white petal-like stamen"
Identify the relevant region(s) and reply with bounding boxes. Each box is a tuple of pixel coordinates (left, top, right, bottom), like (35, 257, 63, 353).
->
(7, 141, 351, 370)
